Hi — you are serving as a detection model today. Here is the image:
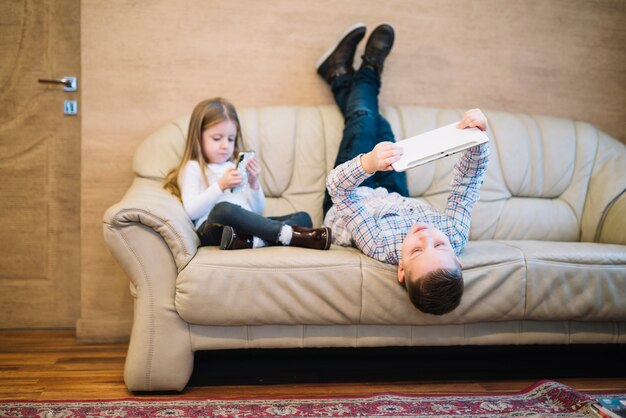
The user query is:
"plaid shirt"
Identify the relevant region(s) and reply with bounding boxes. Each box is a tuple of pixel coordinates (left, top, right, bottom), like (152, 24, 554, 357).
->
(324, 143, 489, 265)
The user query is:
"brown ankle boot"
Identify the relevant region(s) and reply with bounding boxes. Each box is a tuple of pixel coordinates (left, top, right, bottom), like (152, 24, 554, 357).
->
(220, 226, 254, 250)
(289, 226, 332, 250)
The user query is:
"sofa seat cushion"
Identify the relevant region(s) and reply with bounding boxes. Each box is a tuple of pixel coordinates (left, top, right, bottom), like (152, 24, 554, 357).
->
(501, 241, 626, 321)
(176, 240, 625, 327)
(176, 245, 365, 325)
(176, 242, 527, 326)
(359, 241, 527, 325)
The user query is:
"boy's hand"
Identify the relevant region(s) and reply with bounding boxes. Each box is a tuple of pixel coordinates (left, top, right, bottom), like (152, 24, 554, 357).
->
(361, 142, 403, 174)
(457, 108, 488, 131)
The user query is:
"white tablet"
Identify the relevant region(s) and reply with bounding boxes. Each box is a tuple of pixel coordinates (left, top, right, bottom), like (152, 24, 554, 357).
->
(391, 122, 489, 172)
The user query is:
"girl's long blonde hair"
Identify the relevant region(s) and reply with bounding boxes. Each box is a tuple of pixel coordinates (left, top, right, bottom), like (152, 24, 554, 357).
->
(164, 97, 242, 199)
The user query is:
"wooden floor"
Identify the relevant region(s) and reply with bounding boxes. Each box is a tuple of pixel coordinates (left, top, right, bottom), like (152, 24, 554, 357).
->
(1, 330, 625, 400)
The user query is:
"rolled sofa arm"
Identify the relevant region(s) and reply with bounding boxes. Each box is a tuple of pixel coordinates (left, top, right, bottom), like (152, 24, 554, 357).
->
(597, 190, 626, 245)
(103, 176, 200, 272)
(103, 176, 197, 391)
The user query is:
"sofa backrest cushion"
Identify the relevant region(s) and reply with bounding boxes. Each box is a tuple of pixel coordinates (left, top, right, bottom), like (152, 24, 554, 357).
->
(132, 105, 625, 243)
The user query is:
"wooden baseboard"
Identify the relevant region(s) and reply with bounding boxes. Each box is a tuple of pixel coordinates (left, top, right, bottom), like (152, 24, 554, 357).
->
(75, 318, 131, 343)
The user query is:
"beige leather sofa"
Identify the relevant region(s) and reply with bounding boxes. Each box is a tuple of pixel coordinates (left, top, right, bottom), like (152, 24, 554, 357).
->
(104, 106, 626, 392)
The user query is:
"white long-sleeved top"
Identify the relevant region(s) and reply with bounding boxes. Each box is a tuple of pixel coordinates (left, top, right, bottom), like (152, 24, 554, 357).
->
(179, 160, 266, 229)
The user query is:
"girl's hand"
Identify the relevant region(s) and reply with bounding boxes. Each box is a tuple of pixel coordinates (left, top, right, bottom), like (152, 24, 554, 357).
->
(457, 108, 488, 131)
(246, 156, 261, 190)
(218, 167, 243, 191)
(360, 142, 403, 174)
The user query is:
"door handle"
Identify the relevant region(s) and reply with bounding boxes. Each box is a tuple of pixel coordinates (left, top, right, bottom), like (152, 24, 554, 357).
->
(38, 76, 79, 114)
(38, 76, 78, 92)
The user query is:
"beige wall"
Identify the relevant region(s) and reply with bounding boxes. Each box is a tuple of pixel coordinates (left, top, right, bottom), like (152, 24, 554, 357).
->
(79, 0, 626, 341)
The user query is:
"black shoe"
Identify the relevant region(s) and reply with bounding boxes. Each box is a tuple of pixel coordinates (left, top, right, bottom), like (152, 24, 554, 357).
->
(316, 23, 366, 83)
(289, 226, 332, 250)
(197, 222, 224, 246)
(360, 24, 395, 76)
(220, 226, 254, 250)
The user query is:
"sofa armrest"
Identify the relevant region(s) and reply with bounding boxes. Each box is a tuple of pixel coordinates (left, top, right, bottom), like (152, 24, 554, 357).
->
(103, 177, 200, 271)
(597, 190, 626, 245)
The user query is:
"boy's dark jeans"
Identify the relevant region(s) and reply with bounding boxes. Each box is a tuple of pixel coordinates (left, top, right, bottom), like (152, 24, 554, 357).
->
(323, 67, 409, 215)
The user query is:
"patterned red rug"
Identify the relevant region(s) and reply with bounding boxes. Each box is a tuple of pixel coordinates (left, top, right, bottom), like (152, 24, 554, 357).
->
(0, 380, 620, 417)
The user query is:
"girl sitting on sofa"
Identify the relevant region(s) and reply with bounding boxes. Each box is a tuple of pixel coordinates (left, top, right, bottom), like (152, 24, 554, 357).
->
(163, 97, 331, 250)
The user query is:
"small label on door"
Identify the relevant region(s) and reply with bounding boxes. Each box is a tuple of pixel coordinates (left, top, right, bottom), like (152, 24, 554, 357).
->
(64, 100, 78, 115)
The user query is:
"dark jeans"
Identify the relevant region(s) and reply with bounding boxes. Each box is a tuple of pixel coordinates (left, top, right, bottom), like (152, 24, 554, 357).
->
(323, 67, 409, 215)
(197, 202, 312, 246)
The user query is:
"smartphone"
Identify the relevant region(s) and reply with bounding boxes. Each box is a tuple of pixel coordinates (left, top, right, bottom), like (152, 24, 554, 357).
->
(231, 151, 255, 193)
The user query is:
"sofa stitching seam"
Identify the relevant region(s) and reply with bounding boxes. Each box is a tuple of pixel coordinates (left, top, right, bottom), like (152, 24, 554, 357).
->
(491, 242, 528, 320)
(358, 254, 364, 327)
(595, 188, 626, 243)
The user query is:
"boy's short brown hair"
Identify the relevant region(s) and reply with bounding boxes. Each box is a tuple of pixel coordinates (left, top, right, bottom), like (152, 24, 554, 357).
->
(404, 267, 464, 315)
